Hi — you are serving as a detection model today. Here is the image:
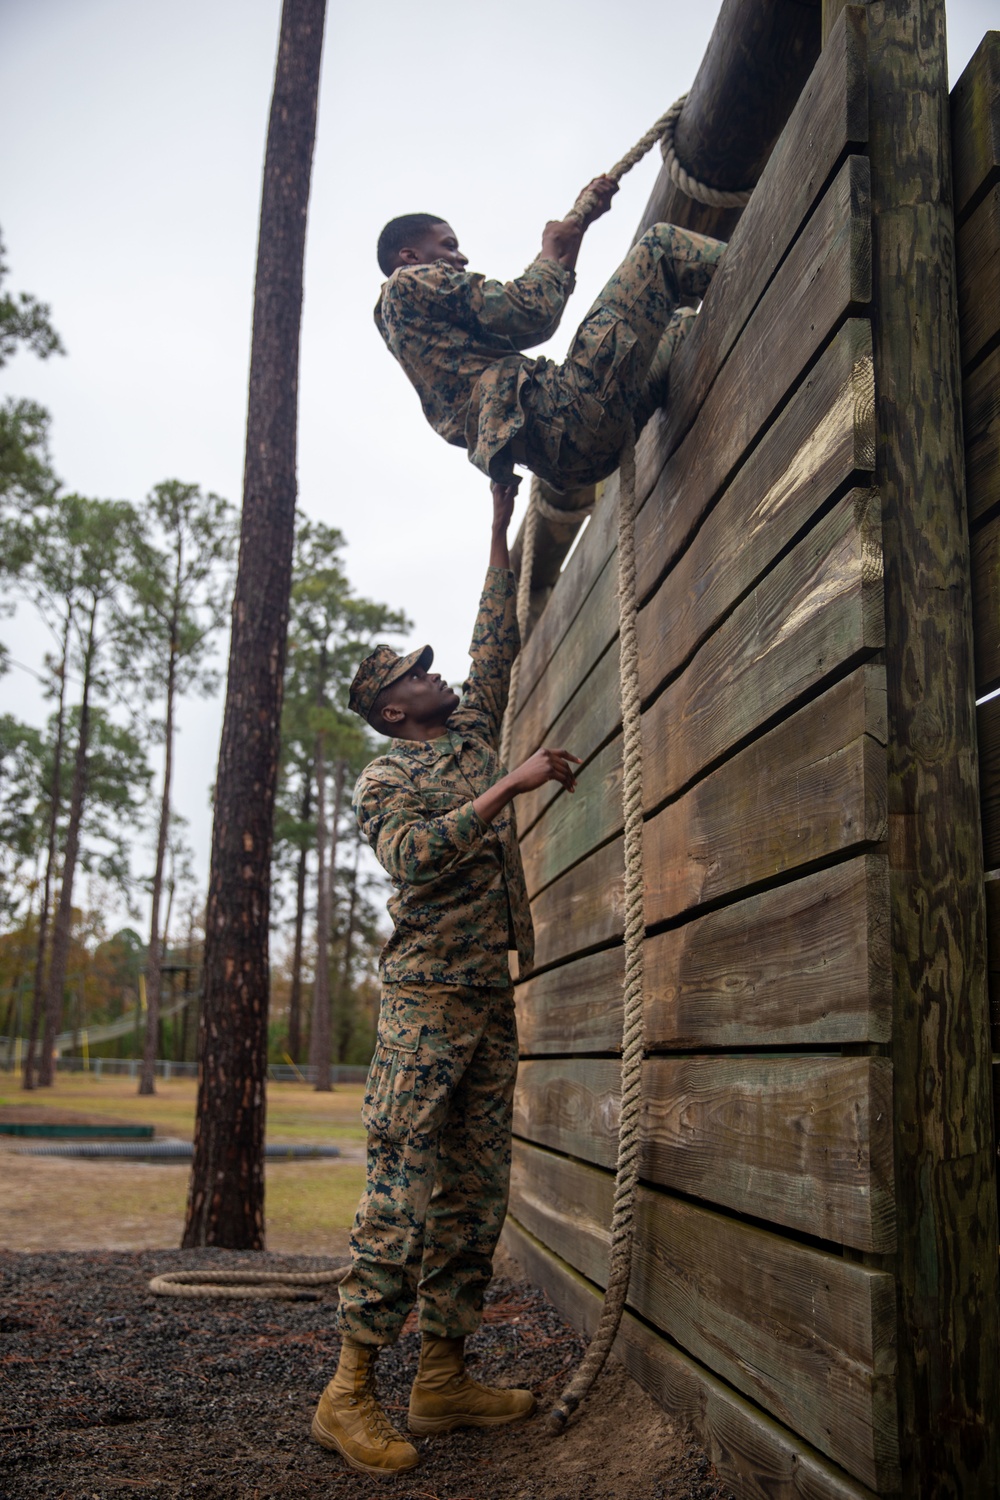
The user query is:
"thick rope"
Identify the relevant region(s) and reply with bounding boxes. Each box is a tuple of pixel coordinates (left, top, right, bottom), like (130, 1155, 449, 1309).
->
(540, 106, 745, 1425)
(571, 95, 751, 224)
(148, 1266, 349, 1301)
(657, 96, 753, 209)
(547, 420, 646, 1434)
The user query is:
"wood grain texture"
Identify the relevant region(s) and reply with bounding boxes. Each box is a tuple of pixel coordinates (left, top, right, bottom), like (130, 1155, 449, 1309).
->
(643, 666, 886, 930)
(515, 855, 890, 1054)
(951, 30, 1000, 227)
(528, 834, 624, 974)
(869, 0, 1000, 1488)
(956, 182, 1000, 376)
(514, 319, 876, 841)
(502, 1216, 880, 1500)
(963, 344, 1000, 525)
(518, 490, 884, 903)
(513, 1054, 895, 1251)
(510, 1141, 898, 1489)
(524, 667, 885, 972)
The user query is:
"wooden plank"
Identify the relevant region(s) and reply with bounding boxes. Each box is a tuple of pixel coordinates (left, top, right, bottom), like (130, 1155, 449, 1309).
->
(643, 666, 886, 930)
(512, 136, 873, 727)
(513, 1054, 895, 1252)
(518, 490, 883, 901)
(659, 151, 872, 487)
(643, 853, 891, 1048)
(502, 1216, 880, 1500)
(527, 667, 885, 972)
(515, 945, 625, 1057)
(977, 694, 1000, 870)
(866, 0, 1000, 1486)
(514, 319, 876, 839)
(956, 183, 1000, 376)
(529, 834, 624, 974)
(971, 511, 1000, 696)
(951, 31, 1000, 227)
(516, 855, 890, 1054)
(638, 487, 884, 784)
(510, 1142, 898, 1490)
(963, 344, 1000, 526)
(637, 325, 876, 679)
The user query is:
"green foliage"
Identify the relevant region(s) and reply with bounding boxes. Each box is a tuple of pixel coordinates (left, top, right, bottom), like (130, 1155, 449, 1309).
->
(0, 397, 58, 515)
(0, 714, 46, 927)
(122, 479, 238, 713)
(0, 228, 64, 369)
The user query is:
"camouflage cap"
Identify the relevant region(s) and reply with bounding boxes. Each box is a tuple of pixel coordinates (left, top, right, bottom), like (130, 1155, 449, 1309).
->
(348, 642, 434, 724)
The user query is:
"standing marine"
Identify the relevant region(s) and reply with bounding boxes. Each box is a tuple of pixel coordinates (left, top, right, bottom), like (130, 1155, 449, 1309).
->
(311, 481, 581, 1477)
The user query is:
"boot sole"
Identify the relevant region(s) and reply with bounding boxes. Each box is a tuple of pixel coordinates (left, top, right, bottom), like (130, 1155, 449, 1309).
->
(408, 1402, 536, 1436)
(311, 1414, 419, 1476)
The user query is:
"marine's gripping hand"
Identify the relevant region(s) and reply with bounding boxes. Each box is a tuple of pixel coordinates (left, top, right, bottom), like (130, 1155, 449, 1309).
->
(539, 176, 619, 272)
(472, 747, 581, 827)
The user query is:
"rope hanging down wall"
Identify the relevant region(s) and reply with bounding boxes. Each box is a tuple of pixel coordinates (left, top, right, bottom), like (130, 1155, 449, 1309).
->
(500, 103, 751, 1432)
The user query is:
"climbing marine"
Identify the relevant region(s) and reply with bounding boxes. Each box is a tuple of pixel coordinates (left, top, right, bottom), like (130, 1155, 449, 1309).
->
(375, 178, 727, 495)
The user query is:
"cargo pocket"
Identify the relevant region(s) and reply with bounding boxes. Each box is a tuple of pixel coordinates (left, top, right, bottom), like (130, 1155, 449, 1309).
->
(361, 1014, 422, 1143)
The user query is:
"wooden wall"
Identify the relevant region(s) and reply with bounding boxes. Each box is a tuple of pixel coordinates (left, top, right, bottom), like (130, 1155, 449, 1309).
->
(503, 8, 1000, 1497)
(957, 34, 1000, 1048)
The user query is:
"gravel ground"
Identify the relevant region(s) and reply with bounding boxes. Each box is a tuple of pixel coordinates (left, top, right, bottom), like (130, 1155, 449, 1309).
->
(0, 1250, 734, 1500)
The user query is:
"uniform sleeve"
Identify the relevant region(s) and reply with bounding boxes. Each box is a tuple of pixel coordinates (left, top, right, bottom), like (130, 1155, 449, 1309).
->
(354, 763, 486, 886)
(450, 567, 519, 751)
(392, 260, 574, 349)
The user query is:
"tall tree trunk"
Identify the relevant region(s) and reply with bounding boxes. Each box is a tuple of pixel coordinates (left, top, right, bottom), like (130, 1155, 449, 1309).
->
(287, 770, 312, 1063)
(183, 0, 326, 1249)
(335, 826, 362, 1063)
(39, 604, 97, 1087)
(24, 612, 70, 1089)
(140, 614, 178, 1095)
(309, 728, 331, 1090)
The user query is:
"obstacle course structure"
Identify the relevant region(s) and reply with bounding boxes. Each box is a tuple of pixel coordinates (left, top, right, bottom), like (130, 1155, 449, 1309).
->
(502, 3, 1000, 1496)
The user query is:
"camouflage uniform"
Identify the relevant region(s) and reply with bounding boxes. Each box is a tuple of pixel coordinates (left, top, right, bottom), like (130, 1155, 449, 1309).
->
(338, 567, 529, 1346)
(375, 223, 726, 490)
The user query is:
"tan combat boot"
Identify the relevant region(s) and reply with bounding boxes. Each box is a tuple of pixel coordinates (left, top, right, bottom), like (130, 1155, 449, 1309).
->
(408, 1333, 536, 1435)
(311, 1338, 419, 1476)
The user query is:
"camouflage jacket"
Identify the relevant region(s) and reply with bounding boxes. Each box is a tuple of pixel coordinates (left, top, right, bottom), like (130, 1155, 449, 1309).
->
(374, 258, 575, 484)
(353, 567, 533, 987)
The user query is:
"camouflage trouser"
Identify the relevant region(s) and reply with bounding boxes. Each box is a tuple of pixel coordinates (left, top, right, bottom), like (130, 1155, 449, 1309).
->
(336, 980, 518, 1347)
(509, 223, 727, 489)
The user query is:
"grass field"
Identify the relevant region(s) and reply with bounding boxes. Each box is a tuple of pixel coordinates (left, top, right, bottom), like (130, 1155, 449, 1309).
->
(0, 1074, 367, 1254)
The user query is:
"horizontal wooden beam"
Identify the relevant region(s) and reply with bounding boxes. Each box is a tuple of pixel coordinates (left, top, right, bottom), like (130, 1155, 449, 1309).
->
(510, 1140, 898, 1489)
(501, 1216, 880, 1500)
(513, 1051, 895, 1250)
(516, 853, 890, 1055)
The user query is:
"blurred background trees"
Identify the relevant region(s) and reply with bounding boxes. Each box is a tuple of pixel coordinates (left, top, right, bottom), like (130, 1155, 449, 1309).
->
(0, 224, 404, 1094)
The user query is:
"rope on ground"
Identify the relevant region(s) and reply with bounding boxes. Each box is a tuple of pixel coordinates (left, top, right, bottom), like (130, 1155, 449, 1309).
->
(499, 476, 541, 768)
(148, 1266, 350, 1301)
(547, 419, 646, 1435)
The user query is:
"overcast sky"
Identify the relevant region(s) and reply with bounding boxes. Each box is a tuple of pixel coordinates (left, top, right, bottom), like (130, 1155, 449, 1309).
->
(0, 0, 994, 931)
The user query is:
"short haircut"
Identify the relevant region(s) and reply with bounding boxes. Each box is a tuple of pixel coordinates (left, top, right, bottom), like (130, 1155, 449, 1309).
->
(377, 213, 446, 277)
